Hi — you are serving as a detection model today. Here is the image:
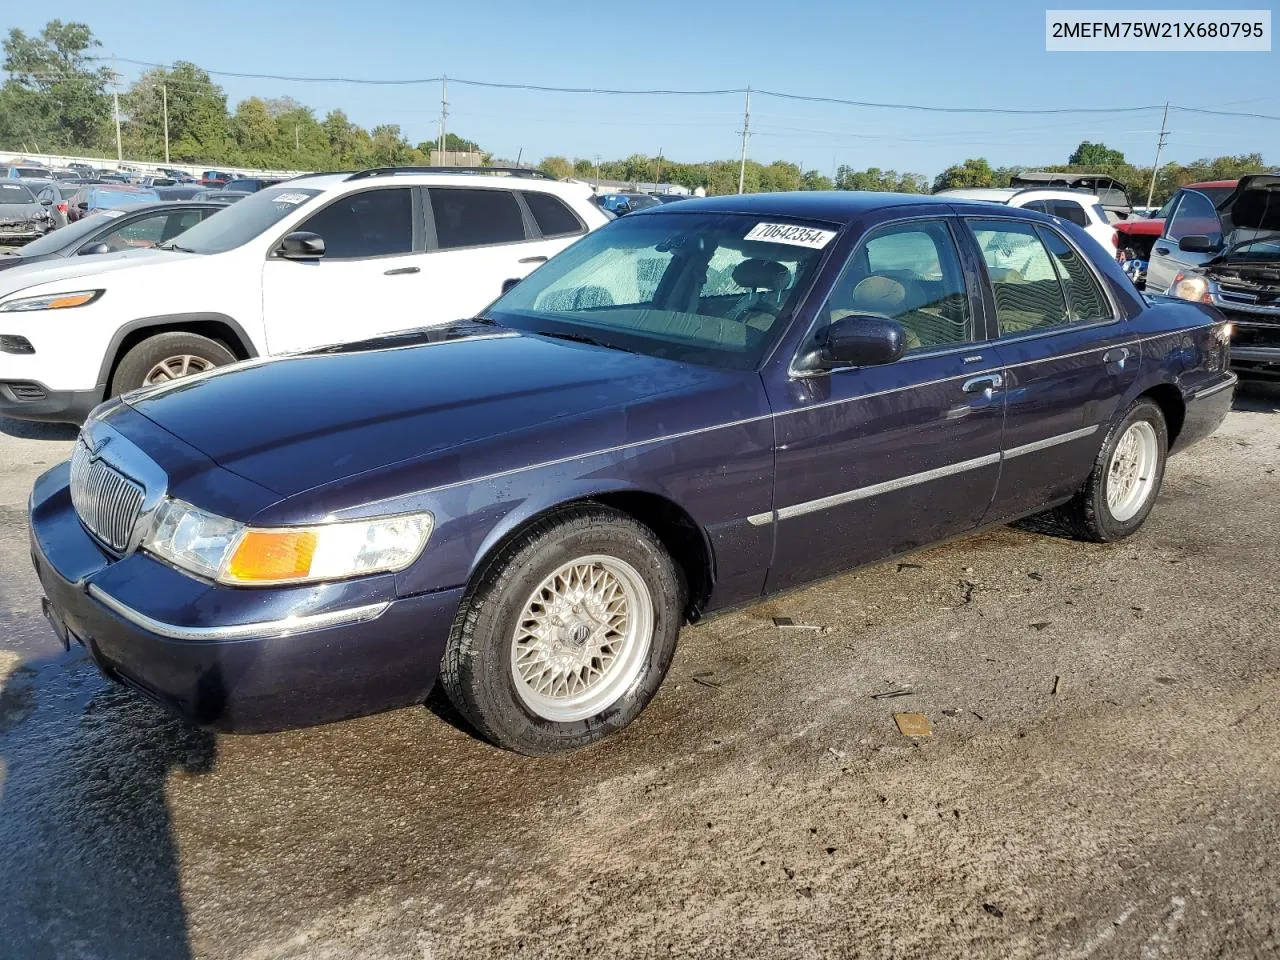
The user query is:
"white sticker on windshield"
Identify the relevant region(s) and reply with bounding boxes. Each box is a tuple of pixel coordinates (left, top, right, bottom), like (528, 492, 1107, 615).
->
(272, 192, 310, 205)
(99, 209, 126, 218)
(744, 222, 836, 249)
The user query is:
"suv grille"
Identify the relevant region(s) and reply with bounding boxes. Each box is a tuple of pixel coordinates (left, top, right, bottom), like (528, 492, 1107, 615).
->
(70, 439, 145, 553)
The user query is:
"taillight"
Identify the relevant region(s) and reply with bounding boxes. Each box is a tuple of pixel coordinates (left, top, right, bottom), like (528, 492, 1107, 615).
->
(56, 201, 67, 213)
(1110, 231, 1119, 248)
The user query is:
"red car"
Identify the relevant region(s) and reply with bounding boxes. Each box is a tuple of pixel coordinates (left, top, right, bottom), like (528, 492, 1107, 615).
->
(200, 170, 233, 187)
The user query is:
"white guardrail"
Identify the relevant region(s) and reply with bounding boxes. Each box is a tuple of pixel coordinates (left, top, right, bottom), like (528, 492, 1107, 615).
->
(0, 150, 306, 179)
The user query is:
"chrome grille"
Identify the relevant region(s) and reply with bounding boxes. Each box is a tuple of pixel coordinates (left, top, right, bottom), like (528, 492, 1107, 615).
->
(70, 439, 145, 553)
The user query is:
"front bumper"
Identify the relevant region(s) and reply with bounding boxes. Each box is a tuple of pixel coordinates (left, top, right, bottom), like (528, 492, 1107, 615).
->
(0, 380, 103, 423)
(30, 463, 463, 732)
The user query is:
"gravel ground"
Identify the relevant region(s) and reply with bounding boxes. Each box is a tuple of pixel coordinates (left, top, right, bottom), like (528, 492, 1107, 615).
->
(1, 386, 1278, 960)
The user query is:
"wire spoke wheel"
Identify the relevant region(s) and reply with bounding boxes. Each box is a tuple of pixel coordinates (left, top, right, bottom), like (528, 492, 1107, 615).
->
(1106, 420, 1159, 522)
(143, 354, 214, 385)
(510, 554, 653, 722)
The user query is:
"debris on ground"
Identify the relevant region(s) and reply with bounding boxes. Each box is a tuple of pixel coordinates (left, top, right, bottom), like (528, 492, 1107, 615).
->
(827, 746, 848, 760)
(1030, 621, 1051, 631)
(772, 617, 822, 631)
(870, 688, 913, 700)
(896, 562, 923, 572)
(691, 672, 722, 689)
(1028, 571, 1044, 581)
(1051, 675, 1062, 696)
(894, 713, 932, 738)
(983, 903, 1005, 918)
(959, 580, 977, 604)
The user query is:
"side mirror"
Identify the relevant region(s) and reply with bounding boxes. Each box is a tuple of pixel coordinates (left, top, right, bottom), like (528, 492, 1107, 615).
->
(79, 242, 111, 256)
(501, 277, 521, 295)
(276, 231, 325, 260)
(77, 201, 89, 211)
(820, 315, 907, 368)
(40, 197, 52, 207)
(1177, 235, 1218, 253)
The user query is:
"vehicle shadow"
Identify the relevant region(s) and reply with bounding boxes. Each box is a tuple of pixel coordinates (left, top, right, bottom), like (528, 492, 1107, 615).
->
(0, 416, 79, 441)
(0, 650, 217, 960)
(1233, 379, 1280, 413)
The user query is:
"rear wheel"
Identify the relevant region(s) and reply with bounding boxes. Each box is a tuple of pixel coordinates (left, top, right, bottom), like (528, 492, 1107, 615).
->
(110, 332, 235, 397)
(1056, 399, 1168, 542)
(440, 505, 683, 754)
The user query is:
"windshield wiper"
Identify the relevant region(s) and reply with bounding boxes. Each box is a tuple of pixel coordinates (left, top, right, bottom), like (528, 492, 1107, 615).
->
(534, 329, 632, 352)
(157, 241, 196, 253)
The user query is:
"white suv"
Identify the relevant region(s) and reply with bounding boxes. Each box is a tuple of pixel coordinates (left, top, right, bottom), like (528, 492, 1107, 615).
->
(936, 187, 1118, 256)
(0, 167, 609, 423)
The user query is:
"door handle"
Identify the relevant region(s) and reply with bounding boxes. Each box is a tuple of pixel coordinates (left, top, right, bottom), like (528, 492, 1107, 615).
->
(961, 374, 1004, 395)
(1154, 247, 1169, 256)
(518, 255, 548, 265)
(1103, 347, 1132, 366)
(384, 266, 420, 276)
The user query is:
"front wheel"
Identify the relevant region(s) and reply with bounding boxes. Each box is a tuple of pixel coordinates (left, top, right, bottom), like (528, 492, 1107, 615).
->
(1056, 399, 1168, 542)
(110, 331, 236, 397)
(440, 505, 683, 754)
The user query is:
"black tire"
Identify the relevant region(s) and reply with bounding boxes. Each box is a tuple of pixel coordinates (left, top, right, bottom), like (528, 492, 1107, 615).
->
(1055, 399, 1168, 543)
(441, 504, 684, 755)
(109, 332, 236, 397)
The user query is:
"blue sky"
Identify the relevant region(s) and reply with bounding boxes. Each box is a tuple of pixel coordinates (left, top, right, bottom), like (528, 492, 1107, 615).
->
(7, 0, 1278, 176)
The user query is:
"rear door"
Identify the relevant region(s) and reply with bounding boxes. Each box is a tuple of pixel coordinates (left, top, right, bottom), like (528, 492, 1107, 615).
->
(418, 187, 549, 323)
(1147, 189, 1222, 294)
(261, 186, 426, 352)
(764, 216, 1004, 592)
(962, 217, 1139, 521)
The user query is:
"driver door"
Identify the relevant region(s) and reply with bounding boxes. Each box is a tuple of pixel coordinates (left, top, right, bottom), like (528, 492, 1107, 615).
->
(1147, 189, 1222, 294)
(762, 217, 1004, 591)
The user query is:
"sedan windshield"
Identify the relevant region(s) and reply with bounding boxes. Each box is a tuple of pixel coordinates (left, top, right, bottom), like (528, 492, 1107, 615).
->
(487, 212, 839, 370)
(160, 186, 320, 254)
(0, 183, 37, 204)
(14, 212, 111, 256)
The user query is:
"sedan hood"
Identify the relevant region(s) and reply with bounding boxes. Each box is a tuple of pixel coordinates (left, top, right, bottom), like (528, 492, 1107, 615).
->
(125, 324, 749, 499)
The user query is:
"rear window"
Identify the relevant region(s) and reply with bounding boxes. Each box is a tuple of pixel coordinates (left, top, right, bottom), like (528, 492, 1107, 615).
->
(522, 190, 584, 238)
(1049, 200, 1089, 227)
(430, 188, 527, 249)
(0, 183, 36, 203)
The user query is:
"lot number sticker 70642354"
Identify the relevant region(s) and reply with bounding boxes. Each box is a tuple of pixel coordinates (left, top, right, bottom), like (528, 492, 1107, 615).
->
(744, 222, 837, 249)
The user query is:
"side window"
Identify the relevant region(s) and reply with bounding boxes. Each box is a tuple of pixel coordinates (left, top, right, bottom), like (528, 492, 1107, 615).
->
(98, 212, 172, 251)
(1037, 226, 1113, 322)
(822, 219, 973, 353)
(430, 188, 527, 250)
(298, 187, 413, 259)
(1165, 190, 1222, 245)
(159, 209, 204, 243)
(969, 219, 1069, 334)
(1022, 200, 1049, 214)
(521, 191, 583, 239)
(1050, 200, 1089, 227)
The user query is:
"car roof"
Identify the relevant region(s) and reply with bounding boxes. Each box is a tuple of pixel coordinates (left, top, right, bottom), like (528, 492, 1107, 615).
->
(1188, 180, 1238, 189)
(638, 190, 1017, 223)
(287, 169, 596, 198)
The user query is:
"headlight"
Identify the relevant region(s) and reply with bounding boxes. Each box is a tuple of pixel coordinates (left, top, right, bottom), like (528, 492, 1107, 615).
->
(0, 289, 103, 312)
(143, 498, 433, 586)
(1169, 274, 1211, 303)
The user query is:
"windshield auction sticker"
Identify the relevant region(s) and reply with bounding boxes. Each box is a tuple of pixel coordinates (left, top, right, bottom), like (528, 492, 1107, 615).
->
(1047, 10, 1270, 50)
(744, 223, 837, 249)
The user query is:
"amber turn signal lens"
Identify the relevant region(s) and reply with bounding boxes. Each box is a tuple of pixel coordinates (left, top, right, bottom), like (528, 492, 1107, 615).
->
(226, 530, 318, 582)
(47, 292, 98, 309)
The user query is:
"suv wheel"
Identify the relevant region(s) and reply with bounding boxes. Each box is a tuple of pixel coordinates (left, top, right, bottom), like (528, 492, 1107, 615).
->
(440, 505, 683, 755)
(110, 332, 236, 396)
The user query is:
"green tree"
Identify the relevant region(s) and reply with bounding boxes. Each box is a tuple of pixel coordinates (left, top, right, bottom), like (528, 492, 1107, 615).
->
(537, 155, 573, 179)
(232, 97, 276, 157)
(369, 123, 413, 166)
(932, 157, 997, 192)
(1068, 140, 1126, 166)
(0, 20, 111, 152)
(800, 169, 833, 190)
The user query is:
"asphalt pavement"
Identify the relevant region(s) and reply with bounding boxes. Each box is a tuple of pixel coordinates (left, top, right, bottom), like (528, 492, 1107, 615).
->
(1, 386, 1278, 960)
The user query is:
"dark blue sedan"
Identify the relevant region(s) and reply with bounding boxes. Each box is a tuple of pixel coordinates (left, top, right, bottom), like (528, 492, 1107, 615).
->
(29, 192, 1236, 753)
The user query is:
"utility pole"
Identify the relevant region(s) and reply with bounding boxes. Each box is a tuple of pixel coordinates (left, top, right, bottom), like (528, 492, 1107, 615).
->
(737, 87, 751, 195)
(1145, 101, 1170, 210)
(515, 146, 523, 167)
(438, 75, 449, 165)
(161, 83, 170, 164)
(112, 57, 122, 163)
(594, 154, 601, 189)
(656, 147, 663, 186)
(295, 122, 300, 153)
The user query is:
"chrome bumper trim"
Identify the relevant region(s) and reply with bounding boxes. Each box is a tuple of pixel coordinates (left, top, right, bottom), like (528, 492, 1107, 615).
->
(86, 585, 390, 641)
(1191, 374, 1239, 400)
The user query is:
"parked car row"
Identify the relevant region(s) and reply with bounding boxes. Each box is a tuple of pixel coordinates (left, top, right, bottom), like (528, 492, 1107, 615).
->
(24, 186, 1235, 754)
